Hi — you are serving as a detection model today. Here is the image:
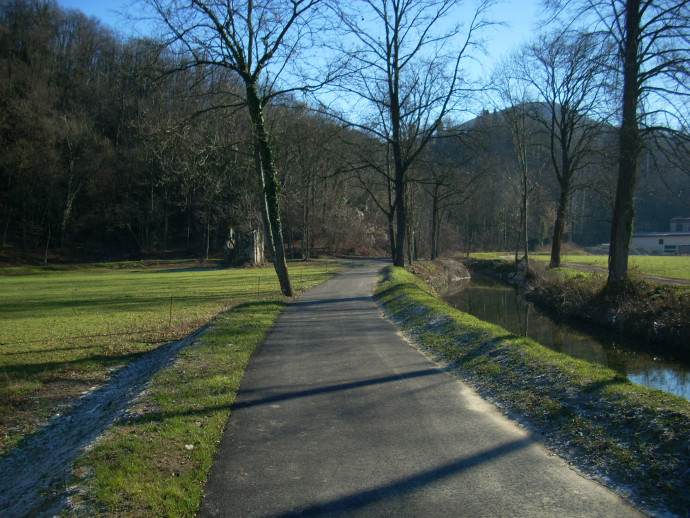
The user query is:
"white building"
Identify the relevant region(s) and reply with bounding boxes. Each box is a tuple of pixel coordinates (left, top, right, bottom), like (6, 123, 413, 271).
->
(631, 217, 690, 254)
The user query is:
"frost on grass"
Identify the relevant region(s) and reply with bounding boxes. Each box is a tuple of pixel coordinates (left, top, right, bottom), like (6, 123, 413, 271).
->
(377, 266, 690, 518)
(0, 324, 210, 518)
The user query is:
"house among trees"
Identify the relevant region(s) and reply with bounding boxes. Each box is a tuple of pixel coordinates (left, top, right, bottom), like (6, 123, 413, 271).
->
(631, 218, 690, 255)
(223, 229, 264, 266)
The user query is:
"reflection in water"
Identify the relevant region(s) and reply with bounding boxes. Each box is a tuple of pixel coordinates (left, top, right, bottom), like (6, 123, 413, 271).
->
(443, 276, 690, 400)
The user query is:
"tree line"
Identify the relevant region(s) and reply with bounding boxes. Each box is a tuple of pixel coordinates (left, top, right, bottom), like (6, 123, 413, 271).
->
(1, 0, 688, 294)
(0, 0, 374, 279)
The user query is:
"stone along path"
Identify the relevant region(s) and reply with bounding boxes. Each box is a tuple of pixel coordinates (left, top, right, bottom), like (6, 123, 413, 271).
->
(199, 262, 641, 517)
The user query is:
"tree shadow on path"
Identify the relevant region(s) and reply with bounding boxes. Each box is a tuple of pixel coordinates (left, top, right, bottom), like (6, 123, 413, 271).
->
(271, 437, 534, 517)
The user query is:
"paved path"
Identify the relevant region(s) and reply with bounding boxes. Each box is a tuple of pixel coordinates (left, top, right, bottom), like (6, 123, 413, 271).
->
(199, 262, 641, 517)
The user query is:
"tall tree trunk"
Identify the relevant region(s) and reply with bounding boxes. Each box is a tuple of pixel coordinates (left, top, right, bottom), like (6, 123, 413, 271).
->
(390, 50, 406, 267)
(61, 169, 83, 248)
(387, 211, 396, 261)
(430, 185, 438, 260)
(186, 193, 193, 247)
(2, 210, 11, 248)
(393, 162, 406, 267)
(44, 218, 51, 266)
(163, 192, 169, 259)
(407, 226, 414, 265)
(549, 182, 570, 268)
(385, 175, 396, 261)
(254, 142, 277, 261)
(246, 84, 293, 297)
(205, 211, 211, 260)
(608, 0, 641, 287)
(302, 175, 310, 260)
(302, 197, 308, 260)
(515, 205, 523, 265)
(406, 182, 415, 265)
(522, 165, 529, 269)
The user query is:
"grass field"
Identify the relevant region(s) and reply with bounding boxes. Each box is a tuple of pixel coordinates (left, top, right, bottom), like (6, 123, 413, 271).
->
(470, 252, 690, 280)
(535, 254, 690, 280)
(0, 260, 343, 456)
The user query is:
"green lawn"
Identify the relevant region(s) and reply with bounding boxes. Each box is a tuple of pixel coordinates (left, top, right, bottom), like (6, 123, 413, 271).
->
(0, 260, 342, 455)
(468, 252, 505, 260)
(530, 254, 690, 280)
(468, 252, 690, 280)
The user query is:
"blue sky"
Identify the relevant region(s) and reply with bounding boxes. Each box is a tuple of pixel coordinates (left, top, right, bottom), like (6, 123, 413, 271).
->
(57, 1, 129, 28)
(56, 0, 542, 81)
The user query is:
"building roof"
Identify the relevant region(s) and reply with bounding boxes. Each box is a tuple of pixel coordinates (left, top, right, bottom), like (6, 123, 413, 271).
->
(632, 232, 690, 238)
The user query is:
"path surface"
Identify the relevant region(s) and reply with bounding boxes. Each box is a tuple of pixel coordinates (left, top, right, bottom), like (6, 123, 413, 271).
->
(199, 262, 642, 517)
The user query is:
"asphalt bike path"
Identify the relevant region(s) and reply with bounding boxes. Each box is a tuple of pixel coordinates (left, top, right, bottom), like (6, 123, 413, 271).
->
(199, 262, 641, 517)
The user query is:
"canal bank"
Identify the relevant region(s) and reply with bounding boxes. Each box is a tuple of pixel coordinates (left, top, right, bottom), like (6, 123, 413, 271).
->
(464, 257, 690, 355)
(444, 275, 690, 400)
(377, 265, 690, 517)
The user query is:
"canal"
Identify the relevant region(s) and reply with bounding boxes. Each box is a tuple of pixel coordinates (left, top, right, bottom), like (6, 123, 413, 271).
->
(443, 276, 690, 400)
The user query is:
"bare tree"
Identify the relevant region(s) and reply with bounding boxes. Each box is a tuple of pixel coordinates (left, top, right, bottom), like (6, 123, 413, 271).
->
(348, 138, 398, 260)
(549, 0, 690, 286)
(491, 60, 546, 269)
(58, 114, 112, 247)
(417, 138, 482, 259)
(521, 29, 611, 267)
(273, 103, 350, 260)
(604, 0, 690, 286)
(141, 0, 333, 296)
(325, 0, 494, 266)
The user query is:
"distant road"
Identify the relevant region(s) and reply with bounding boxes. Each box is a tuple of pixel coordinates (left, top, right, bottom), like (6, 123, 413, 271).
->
(199, 261, 642, 517)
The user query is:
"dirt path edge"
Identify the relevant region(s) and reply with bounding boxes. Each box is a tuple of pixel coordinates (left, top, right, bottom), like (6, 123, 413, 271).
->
(0, 323, 211, 518)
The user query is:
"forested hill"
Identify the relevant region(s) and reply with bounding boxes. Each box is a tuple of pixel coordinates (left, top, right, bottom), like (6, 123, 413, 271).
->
(1, 0, 687, 265)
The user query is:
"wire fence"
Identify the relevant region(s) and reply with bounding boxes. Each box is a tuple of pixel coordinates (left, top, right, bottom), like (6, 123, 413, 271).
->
(0, 268, 335, 350)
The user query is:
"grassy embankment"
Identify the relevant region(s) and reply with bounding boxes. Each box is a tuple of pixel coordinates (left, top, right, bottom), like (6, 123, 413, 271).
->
(0, 260, 343, 516)
(377, 266, 690, 516)
(464, 253, 690, 352)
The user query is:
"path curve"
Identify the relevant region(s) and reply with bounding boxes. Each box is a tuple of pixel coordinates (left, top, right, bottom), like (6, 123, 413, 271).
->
(199, 261, 641, 517)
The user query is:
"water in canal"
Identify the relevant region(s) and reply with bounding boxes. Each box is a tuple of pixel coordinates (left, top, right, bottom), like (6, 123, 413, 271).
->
(443, 276, 690, 400)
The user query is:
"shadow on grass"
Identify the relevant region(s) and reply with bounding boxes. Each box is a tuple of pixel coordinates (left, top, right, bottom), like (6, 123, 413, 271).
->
(0, 293, 233, 315)
(581, 376, 632, 394)
(0, 322, 212, 518)
(117, 367, 448, 428)
(0, 343, 104, 355)
(375, 282, 420, 300)
(0, 352, 149, 379)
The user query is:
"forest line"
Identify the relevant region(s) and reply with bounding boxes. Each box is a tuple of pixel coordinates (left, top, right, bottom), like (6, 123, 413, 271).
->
(1, 0, 688, 292)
